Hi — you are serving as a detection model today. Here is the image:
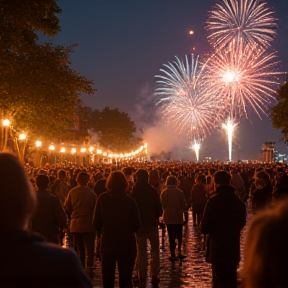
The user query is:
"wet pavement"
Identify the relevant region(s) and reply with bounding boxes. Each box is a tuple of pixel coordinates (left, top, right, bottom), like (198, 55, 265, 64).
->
(90, 210, 248, 288)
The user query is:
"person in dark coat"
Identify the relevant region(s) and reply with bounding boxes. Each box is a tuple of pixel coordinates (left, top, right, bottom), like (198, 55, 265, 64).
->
(200, 170, 246, 288)
(93, 171, 141, 288)
(190, 174, 207, 226)
(28, 174, 67, 244)
(250, 170, 272, 214)
(0, 152, 92, 288)
(93, 177, 107, 259)
(131, 169, 163, 288)
(178, 171, 194, 224)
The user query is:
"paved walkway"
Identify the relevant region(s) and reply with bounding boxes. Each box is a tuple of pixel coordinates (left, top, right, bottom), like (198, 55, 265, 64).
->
(90, 211, 247, 288)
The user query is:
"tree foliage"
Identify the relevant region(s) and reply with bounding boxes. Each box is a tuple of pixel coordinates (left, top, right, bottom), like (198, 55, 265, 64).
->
(0, 0, 61, 50)
(271, 79, 288, 140)
(90, 107, 142, 152)
(0, 0, 95, 141)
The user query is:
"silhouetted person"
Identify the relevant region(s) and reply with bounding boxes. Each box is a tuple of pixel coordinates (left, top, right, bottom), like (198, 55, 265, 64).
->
(64, 172, 97, 275)
(28, 174, 67, 244)
(161, 175, 187, 261)
(201, 170, 246, 288)
(0, 152, 92, 288)
(131, 169, 163, 287)
(93, 171, 141, 288)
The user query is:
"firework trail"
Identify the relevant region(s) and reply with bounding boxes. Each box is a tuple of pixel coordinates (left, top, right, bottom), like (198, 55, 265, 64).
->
(205, 42, 281, 119)
(155, 55, 222, 141)
(206, 0, 277, 49)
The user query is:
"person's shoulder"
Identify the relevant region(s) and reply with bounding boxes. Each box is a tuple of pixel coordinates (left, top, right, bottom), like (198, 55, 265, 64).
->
(33, 241, 79, 262)
(98, 191, 108, 199)
(175, 187, 184, 194)
(37, 190, 58, 200)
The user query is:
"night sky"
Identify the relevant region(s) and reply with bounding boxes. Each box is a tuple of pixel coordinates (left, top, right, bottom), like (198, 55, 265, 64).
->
(53, 0, 288, 161)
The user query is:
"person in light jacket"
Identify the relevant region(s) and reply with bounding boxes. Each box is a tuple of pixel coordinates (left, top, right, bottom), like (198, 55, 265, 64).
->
(160, 175, 187, 261)
(64, 172, 97, 275)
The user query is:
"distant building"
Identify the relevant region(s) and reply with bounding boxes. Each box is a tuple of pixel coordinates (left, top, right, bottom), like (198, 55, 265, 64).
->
(261, 142, 275, 162)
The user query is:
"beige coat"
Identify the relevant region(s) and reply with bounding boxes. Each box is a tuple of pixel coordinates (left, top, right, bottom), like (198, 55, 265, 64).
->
(64, 185, 97, 233)
(161, 185, 187, 224)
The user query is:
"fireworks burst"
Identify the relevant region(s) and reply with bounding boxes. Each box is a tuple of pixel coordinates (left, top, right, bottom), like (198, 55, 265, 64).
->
(222, 118, 238, 162)
(206, 0, 278, 49)
(192, 140, 201, 161)
(205, 42, 281, 119)
(155, 55, 222, 141)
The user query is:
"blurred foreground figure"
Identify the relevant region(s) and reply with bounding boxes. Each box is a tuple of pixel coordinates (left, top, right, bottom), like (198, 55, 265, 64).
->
(0, 153, 92, 288)
(244, 199, 288, 288)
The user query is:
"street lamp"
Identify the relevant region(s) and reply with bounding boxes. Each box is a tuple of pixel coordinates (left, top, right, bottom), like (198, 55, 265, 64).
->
(19, 133, 27, 162)
(2, 119, 11, 151)
(2, 119, 10, 127)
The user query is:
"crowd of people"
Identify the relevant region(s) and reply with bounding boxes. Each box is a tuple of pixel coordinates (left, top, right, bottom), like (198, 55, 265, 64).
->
(1, 153, 288, 288)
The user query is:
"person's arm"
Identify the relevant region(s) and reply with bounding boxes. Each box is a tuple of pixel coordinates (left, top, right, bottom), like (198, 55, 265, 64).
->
(63, 191, 72, 218)
(53, 196, 68, 229)
(160, 190, 167, 209)
(200, 199, 212, 235)
(130, 198, 141, 233)
(180, 192, 187, 211)
(93, 196, 102, 232)
(154, 191, 163, 218)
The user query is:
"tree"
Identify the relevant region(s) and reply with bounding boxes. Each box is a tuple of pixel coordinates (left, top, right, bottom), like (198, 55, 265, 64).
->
(0, 0, 61, 50)
(91, 107, 142, 152)
(0, 0, 95, 141)
(271, 79, 288, 140)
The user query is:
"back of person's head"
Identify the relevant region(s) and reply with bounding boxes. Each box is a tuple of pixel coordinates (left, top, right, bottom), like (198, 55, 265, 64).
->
(213, 170, 231, 185)
(149, 169, 159, 183)
(37, 169, 48, 176)
(93, 179, 107, 196)
(93, 172, 103, 182)
(135, 169, 149, 183)
(36, 174, 50, 190)
(255, 170, 270, 189)
(106, 171, 128, 193)
(57, 169, 66, 180)
(244, 200, 288, 288)
(73, 168, 81, 177)
(166, 175, 178, 186)
(0, 153, 36, 229)
(196, 174, 206, 184)
(76, 172, 90, 186)
(122, 167, 133, 177)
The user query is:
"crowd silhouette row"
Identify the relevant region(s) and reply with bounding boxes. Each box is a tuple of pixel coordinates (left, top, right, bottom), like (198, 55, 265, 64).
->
(1, 153, 288, 288)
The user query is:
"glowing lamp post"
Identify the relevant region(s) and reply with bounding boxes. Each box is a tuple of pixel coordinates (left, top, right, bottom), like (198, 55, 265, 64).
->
(2, 119, 10, 151)
(80, 148, 86, 166)
(49, 145, 55, 151)
(49, 145, 55, 164)
(19, 133, 27, 162)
